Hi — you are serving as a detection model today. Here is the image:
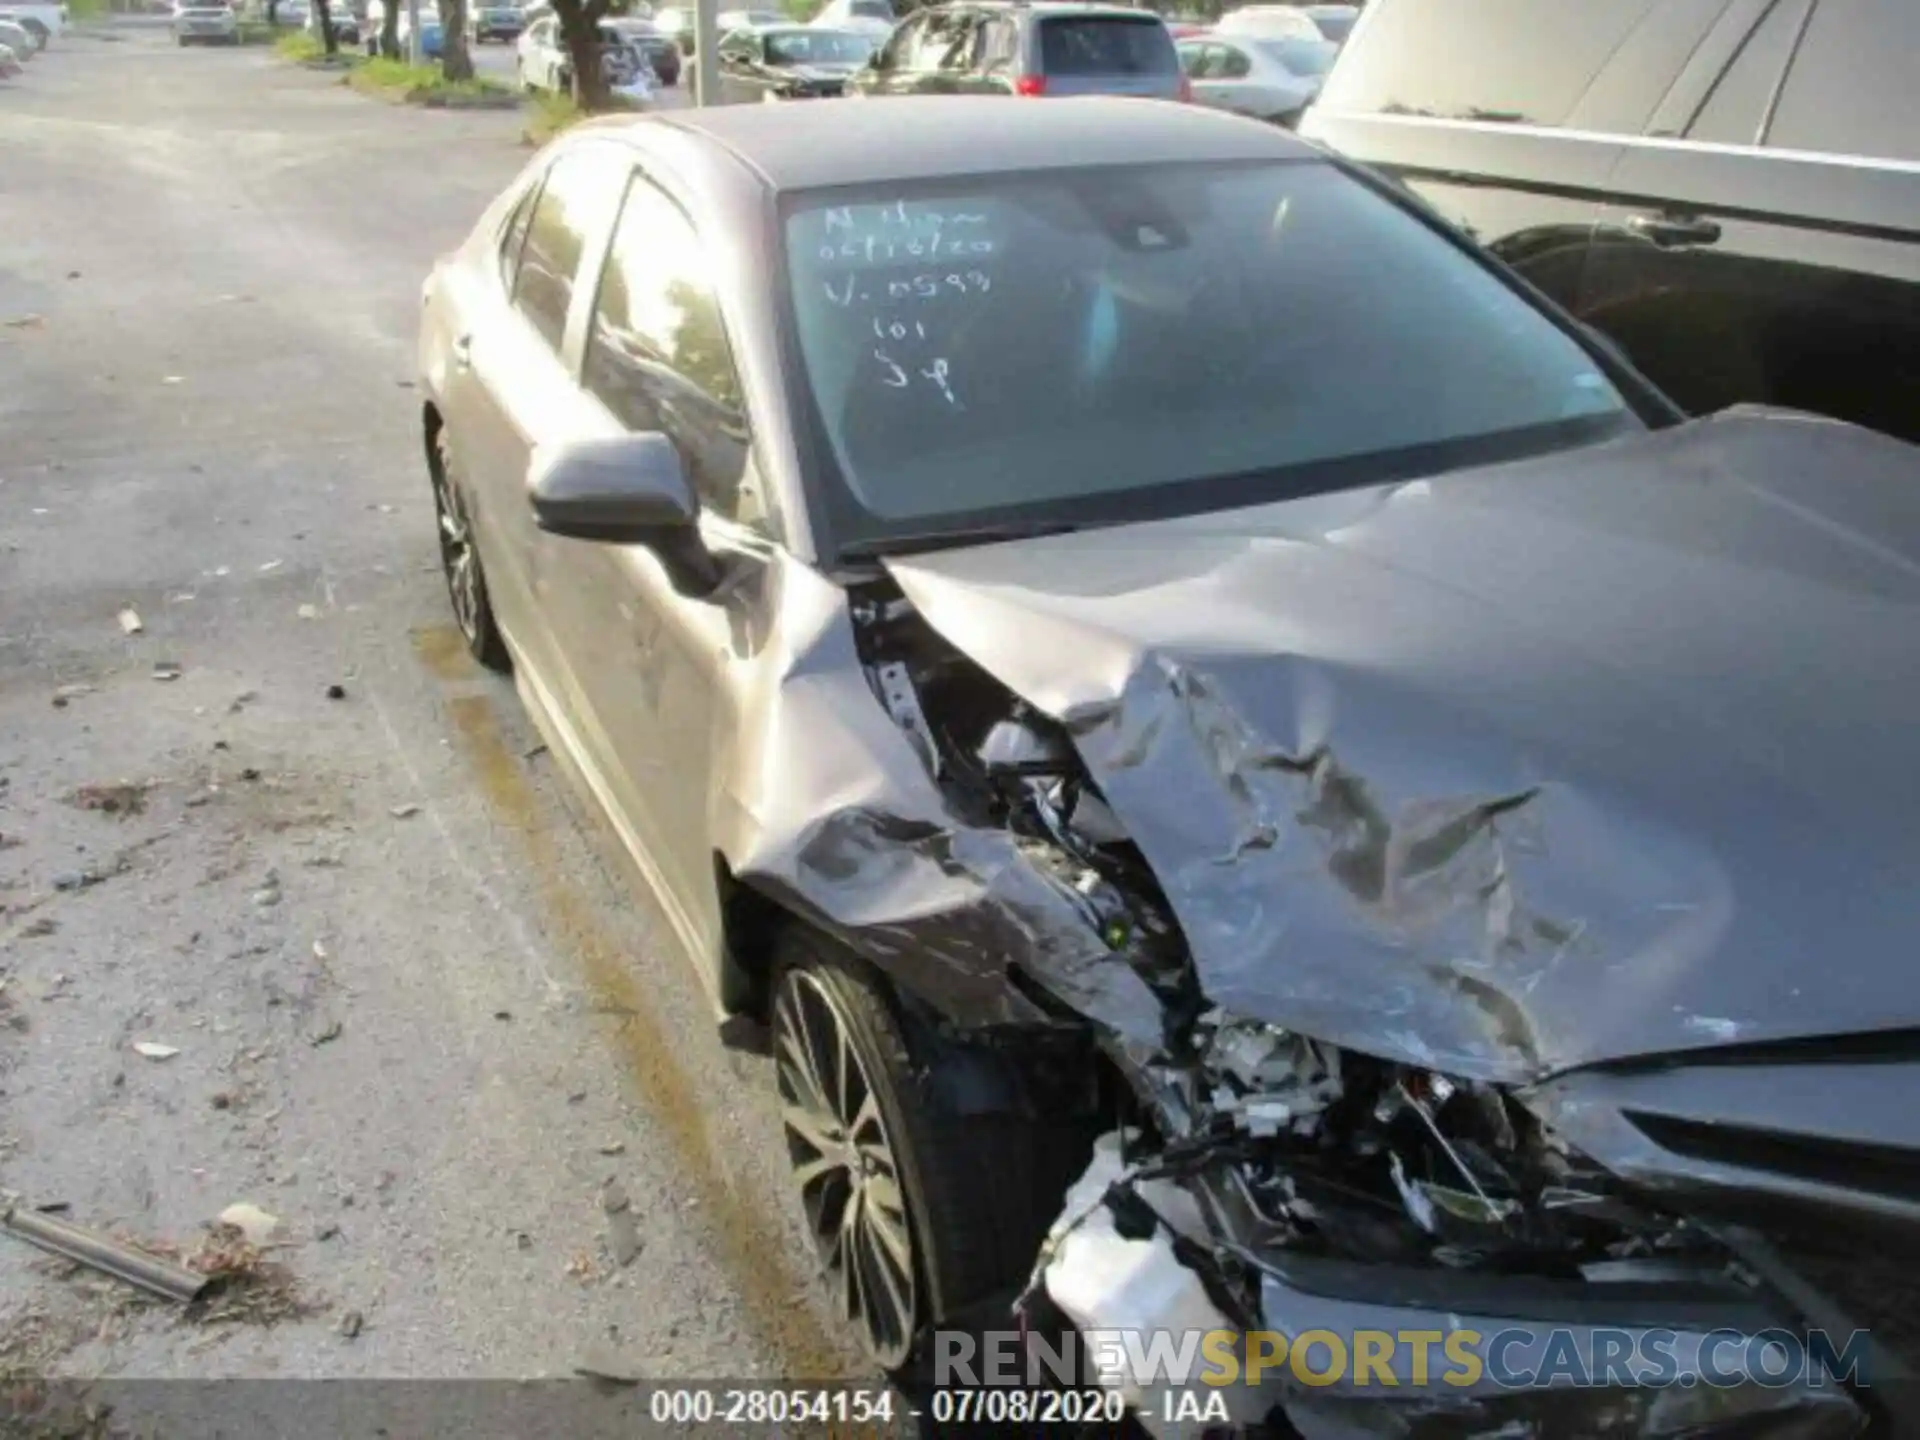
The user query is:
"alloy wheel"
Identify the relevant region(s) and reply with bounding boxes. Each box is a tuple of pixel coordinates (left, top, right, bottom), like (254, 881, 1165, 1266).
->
(774, 970, 919, 1369)
(431, 461, 483, 645)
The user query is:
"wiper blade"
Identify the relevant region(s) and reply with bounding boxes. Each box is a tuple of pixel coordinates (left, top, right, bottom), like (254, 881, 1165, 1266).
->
(843, 520, 1082, 559)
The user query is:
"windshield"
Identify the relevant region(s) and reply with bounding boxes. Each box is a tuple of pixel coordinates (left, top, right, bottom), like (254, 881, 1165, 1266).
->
(781, 161, 1635, 549)
(766, 28, 872, 63)
(849, 0, 889, 15)
(1256, 34, 1334, 75)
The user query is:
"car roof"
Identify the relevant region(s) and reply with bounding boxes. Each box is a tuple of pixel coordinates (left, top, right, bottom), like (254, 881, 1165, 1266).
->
(638, 94, 1310, 192)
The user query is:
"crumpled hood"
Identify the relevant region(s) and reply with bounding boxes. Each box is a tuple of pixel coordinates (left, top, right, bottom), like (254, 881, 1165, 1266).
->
(886, 410, 1920, 1083)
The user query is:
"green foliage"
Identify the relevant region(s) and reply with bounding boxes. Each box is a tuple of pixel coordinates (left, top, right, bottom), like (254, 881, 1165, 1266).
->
(273, 28, 328, 59)
(350, 55, 511, 101)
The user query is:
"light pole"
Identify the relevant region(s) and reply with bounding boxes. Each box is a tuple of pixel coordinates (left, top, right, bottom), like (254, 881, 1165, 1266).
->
(692, 0, 718, 105)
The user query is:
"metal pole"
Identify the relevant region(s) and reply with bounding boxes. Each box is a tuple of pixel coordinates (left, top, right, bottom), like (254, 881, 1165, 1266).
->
(692, 0, 718, 105)
(405, 0, 420, 63)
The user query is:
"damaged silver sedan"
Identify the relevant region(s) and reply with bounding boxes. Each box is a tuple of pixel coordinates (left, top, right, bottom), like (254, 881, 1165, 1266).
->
(416, 96, 1916, 1437)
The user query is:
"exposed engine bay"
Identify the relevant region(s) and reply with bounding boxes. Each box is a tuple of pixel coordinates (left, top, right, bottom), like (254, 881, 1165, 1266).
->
(847, 579, 1865, 1439)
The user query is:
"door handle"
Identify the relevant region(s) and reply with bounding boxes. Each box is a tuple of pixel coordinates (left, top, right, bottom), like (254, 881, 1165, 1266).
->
(451, 333, 473, 371)
(1625, 213, 1722, 249)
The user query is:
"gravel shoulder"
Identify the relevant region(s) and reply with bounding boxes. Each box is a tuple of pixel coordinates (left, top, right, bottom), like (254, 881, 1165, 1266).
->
(0, 27, 856, 1386)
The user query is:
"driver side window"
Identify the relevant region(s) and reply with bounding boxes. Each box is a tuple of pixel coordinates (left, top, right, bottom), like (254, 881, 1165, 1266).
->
(583, 174, 762, 530)
(1218, 44, 1251, 79)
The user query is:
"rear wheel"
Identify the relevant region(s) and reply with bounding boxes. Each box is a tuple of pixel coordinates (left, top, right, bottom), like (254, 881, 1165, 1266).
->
(430, 427, 509, 673)
(770, 927, 1094, 1374)
(23, 17, 48, 49)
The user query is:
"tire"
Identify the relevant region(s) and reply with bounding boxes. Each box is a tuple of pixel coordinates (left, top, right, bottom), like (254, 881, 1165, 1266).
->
(770, 927, 1094, 1375)
(429, 427, 510, 673)
(23, 18, 48, 49)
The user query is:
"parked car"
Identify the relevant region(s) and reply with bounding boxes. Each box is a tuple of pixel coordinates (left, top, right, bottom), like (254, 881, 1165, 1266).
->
(516, 13, 652, 97)
(1211, 4, 1321, 43)
(468, 0, 521, 42)
(1299, 2, 1356, 42)
(276, 0, 309, 25)
(716, 23, 874, 101)
(809, 0, 893, 41)
(417, 97, 1920, 1434)
(1178, 31, 1332, 126)
(0, 17, 35, 58)
(0, 1, 67, 49)
(601, 14, 677, 85)
(397, 3, 441, 56)
(1302, 0, 1920, 446)
(846, 1, 1186, 102)
(172, 0, 239, 44)
(307, 0, 358, 42)
(0, 40, 20, 74)
(658, 4, 779, 55)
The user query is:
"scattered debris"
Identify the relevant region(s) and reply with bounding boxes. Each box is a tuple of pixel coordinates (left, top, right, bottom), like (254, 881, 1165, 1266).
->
(216, 1203, 280, 1247)
(597, 1141, 625, 1157)
(210, 1092, 232, 1110)
(492, 1010, 511, 1022)
(337, 1308, 364, 1339)
(602, 1180, 642, 1267)
(564, 1251, 599, 1282)
(21, 917, 57, 938)
(0, 1202, 209, 1305)
(152, 662, 183, 682)
(132, 1042, 180, 1061)
(65, 781, 151, 818)
(389, 803, 421, 819)
(162, 376, 182, 386)
(229, 690, 258, 713)
(297, 603, 319, 620)
(259, 559, 282, 574)
(312, 941, 329, 961)
(51, 683, 96, 707)
(52, 869, 105, 893)
(325, 684, 347, 700)
(523, 743, 549, 761)
(309, 1020, 343, 1047)
(184, 1227, 317, 1325)
(238, 766, 262, 782)
(117, 607, 144, 635)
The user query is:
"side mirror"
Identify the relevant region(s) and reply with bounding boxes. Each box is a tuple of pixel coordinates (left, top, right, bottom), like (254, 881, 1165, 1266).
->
(527, 433, 722, 596)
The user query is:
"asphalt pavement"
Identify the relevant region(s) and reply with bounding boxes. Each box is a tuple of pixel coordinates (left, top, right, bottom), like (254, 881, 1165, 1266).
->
(0, 23, 851, 1385)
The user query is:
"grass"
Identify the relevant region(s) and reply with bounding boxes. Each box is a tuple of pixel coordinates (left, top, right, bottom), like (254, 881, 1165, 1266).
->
(347, 55, 515, 106)
(272, 29, 330, 60)
(520, 89, 643, 147)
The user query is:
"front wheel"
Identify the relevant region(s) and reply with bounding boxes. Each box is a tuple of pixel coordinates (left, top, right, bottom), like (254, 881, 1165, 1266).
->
(23, 18, 48, 49)
(770, 928, 1094, 1374)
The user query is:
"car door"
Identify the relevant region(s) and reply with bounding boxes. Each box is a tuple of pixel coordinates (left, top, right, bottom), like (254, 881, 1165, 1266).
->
(1580, 0, 1920, 440)
(1303, 0, 1726, 307)
(442, 143, 628, 703)
(555, 165, 774, 977)
(1194, 40, 1260, 115)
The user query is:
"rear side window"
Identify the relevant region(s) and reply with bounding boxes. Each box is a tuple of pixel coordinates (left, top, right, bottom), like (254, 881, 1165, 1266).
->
(498, 181, 541, 290)
(1316, 0, 1725, 133)
(512, 148, 624, 353)
(1766, 1, 1919, 163)
(1038, 16, 1177, 76)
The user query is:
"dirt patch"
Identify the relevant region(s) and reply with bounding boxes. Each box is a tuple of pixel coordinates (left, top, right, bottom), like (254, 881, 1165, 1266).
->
(61, 784, 152, 819)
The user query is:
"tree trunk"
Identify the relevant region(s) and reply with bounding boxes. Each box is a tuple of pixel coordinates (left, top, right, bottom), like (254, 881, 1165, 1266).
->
(379, 0, 399, 56)
(316, 0, 337, 54)
(555, 0, 611, 110)
(439, 0, 472, 78)
(266, 0, 279, 24)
